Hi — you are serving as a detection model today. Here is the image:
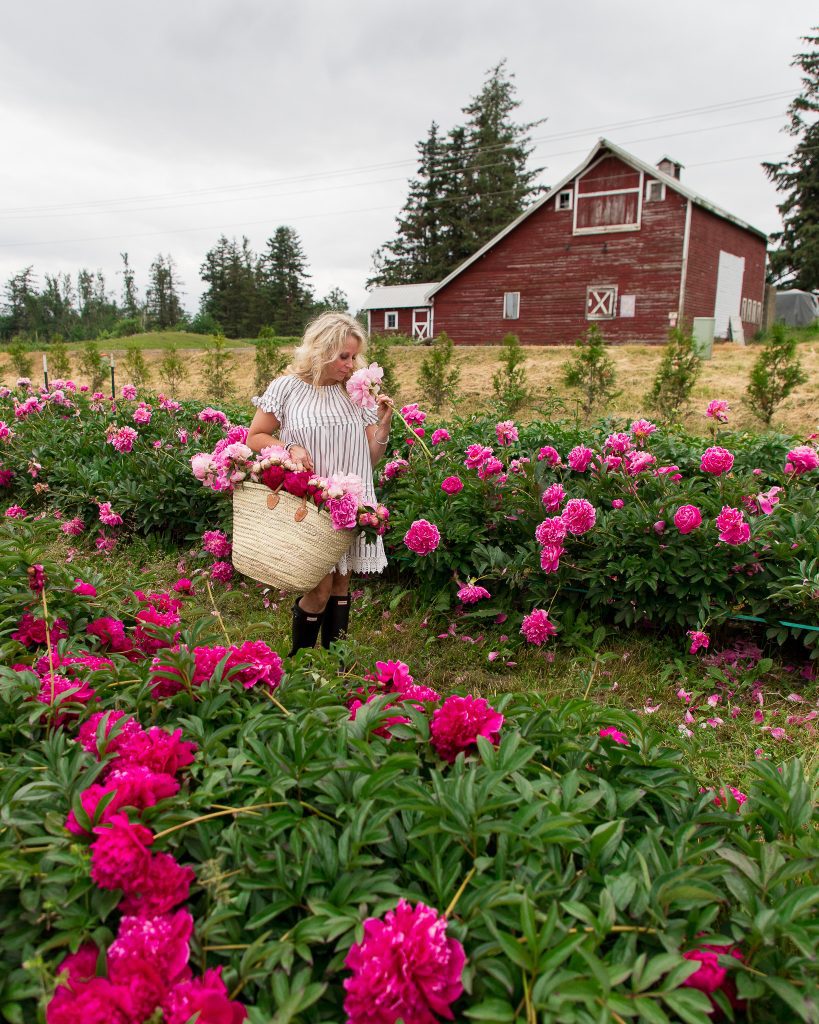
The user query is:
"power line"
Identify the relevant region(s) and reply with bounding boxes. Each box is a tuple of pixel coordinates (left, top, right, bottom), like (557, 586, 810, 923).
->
(0, 90, 792, 219)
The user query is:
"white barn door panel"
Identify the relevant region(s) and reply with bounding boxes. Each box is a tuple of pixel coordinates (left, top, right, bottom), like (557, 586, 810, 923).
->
(713, 251, 745, 339)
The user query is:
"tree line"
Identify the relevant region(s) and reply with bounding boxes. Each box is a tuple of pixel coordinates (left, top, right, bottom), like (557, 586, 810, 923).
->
(0, 227, 346, 343)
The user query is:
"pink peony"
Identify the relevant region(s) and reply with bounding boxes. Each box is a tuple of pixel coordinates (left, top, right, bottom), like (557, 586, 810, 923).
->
(202, 529, 232, 558)
(541, 482, 565, 511)
(404, 519, 440, 556)
(495, 419, 518, 446)
(457, 584, 491, 604)
(599, 726, 629, 746)
(77, 710, 142, 758)
(209, 560, 233, 583)
(108, 426, 138, 453)
(97, 501, 122, 526)
(116, 726, 197, 776)
(225, 641, 284, 690)
(567, 445, 594, 472)
(785, 444, 818, 474)
(90, 814, 154, 892)
(383, 458, 409, 480)
(673, 505, 702, 535)
(12, 612, 68, 648)
(624, 451, 656, 475)
(430, 694, 503, 762)
(562, 497, 596, 535)
(162, 967, 247, 1024)
(73, 578, 98, 597)
(375, 660, 414, 689)
(520, 609, 558, 645)
(630, 419, 657, 443)
(61, 516, 85, 535)
(700, 446, 734, 475)
(463, 444, 493, 470)
(476, 456, 503, 480)
(715, 506, 750, 545)
(441, 475, 463, 494)
(108, 910, 193, 1012)
(121, 384, 137, 400)
(539, 543, 564, 574)
(604, 431, 633, 455)
(5, 504, 27, 518)
(535, 516, 568, 546)
(537, 445, 562, 466)
(687, 630, 710, 654)
(431, 428, 450, 445)
(611, 499, 624, 509)
(327, 492, 359, 530)
(344, 899, 465, 1024)
(705, 399, 730, 423)
(198, 407, 229, 427)
(346, 363, 384, 409)
(86, 616, 132, 653)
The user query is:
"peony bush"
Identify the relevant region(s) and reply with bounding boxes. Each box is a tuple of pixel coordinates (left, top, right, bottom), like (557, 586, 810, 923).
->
(0, 525, 816, 1021)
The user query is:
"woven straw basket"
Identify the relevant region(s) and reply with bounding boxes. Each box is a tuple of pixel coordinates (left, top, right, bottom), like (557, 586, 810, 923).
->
(232, 482, 355, 592)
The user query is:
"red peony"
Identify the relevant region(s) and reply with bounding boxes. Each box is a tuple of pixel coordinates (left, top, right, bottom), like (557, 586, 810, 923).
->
(163, 966, 247, 1024)
(430, 694, 503, 763)
(89, 814, 154, 892)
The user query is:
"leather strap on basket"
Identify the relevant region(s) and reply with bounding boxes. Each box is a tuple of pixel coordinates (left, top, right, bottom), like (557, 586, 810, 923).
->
(293, 496, 308, 522)
(266, 485, 282, 510)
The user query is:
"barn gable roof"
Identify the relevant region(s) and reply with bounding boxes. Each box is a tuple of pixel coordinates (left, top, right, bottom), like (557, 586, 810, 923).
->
(426, 138, 767, 299)
(362, 282, 436, 310)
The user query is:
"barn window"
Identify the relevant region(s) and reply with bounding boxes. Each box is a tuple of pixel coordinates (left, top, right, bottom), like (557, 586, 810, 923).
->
(384, 311, 398, 329)
(586, 285, 618, 320)
(741, 298, 748, 320)
(645, 180, 666, 202)
(503, 292, 520, 319)
(557, 190, 573, 211)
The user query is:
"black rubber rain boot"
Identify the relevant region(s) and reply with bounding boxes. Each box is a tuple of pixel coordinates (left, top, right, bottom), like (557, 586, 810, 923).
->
(321, 594, 351, 649)
(288, 599, 325, 656)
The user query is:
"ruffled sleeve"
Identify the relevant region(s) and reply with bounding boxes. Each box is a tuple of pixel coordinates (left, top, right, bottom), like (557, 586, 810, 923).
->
(251, 375, 291, 422)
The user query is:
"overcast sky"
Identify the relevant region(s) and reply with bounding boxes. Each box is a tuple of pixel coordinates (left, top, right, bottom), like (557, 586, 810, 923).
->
(0, 0, 815, 317)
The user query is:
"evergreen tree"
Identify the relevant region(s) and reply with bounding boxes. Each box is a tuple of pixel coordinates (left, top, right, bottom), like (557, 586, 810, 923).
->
(199, 235, 259, 338)
(763, 30, 819, 289)
(369, 62, 545, 286)
(459, 60, 546, 252)
(145, 254, 184, 330)
(369, 122, 452, 285)
(257, 227, 314, 335)
(2, 267, 39, 339)
(120, 252, 141, 321)
(40, 273, 77, 340)
(312, 287, 351, 317)
(76, 269, 119, 339)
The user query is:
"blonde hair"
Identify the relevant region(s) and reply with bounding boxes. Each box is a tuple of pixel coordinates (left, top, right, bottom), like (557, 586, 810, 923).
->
(288, 311, 368, 386)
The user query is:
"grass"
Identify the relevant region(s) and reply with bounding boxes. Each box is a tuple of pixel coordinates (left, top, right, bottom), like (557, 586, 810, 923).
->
(57, 534, 817, 794)
(7, 326, 818, 436)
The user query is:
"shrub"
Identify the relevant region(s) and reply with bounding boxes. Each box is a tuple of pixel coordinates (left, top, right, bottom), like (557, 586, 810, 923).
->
(254, 332, 289, 395)
(418, 331, 460, 412)
(113, 316, 142, 338)
(158, 343, 189, 395)
(78, 341, 107, 391)
(5, 338, 33, 379)
(188, 310, 223, 336)
(123, 342, 151, 389)
(645, 324, 702, 421)
(562, 324, 618, 422)
(201, 334, 235, 403)
(746, 322, 808, 425)
(47, 341, 72, 380)
(370, 331, 414, 347)
(491, 332, 531, 416)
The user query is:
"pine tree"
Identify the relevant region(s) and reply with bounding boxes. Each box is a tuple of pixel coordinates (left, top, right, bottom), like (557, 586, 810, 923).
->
(145, 254, 184, 330)
(2, 267, 39, 339)
(763, 30, 819, 289)
(40, 273, 77, 340)
(368, 62, 545, 286)
(199, 236, 259, 338)
(459, 60, 546, 253)
(257, 227, 315, 335)
(120, 252, 141, 320)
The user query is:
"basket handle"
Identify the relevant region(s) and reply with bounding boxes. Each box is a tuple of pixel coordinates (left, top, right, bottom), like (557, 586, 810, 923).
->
(294, 495, 308, 522)
(266, 484, 283, 510)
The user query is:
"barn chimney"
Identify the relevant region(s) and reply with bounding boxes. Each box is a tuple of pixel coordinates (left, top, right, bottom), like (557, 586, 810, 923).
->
(657, 156, 683, 180)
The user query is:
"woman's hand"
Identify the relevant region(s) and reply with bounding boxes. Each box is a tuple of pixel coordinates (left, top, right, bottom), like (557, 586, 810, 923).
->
(288, 445, 314, 472)
(376, 393, 394, 423)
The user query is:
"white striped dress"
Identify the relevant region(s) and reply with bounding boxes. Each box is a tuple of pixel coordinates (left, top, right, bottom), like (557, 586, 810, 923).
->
(252, 374, 388, 576)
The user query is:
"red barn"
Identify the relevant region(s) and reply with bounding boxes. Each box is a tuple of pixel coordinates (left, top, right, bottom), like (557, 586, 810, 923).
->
(362, 283, 436, 341)
(366, 139, 767, 345)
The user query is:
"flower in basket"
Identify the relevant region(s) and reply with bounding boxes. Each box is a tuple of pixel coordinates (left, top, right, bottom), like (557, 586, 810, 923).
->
(346, 363, 384, 408)
(326, 492, 359, 530)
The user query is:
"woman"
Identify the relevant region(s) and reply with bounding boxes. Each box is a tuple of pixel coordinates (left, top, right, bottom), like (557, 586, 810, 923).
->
(247, 312, 393, 655)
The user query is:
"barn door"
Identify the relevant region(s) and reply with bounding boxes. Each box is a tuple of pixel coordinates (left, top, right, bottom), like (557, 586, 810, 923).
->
(412, 308, 432, 341)
(713, 251, 745, 338)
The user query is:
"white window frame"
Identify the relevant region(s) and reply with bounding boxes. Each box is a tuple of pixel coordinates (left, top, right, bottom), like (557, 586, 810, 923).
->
(503, 291, 520, 319)
(645, 180, 666, 202)
(573, 156, 643, 235)
(556, 189, 573, 211)
(384, 310, 398, 330)
(586, 284, 618, 320)
(741, 298, 748, 320)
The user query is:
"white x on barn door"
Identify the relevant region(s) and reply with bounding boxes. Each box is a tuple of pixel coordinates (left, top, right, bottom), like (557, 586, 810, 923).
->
(586, 285, 617, 320)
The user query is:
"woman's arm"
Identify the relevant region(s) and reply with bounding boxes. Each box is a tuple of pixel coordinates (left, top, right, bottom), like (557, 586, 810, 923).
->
(365, 394, 394, 467)
(246, 408, 313, 471)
